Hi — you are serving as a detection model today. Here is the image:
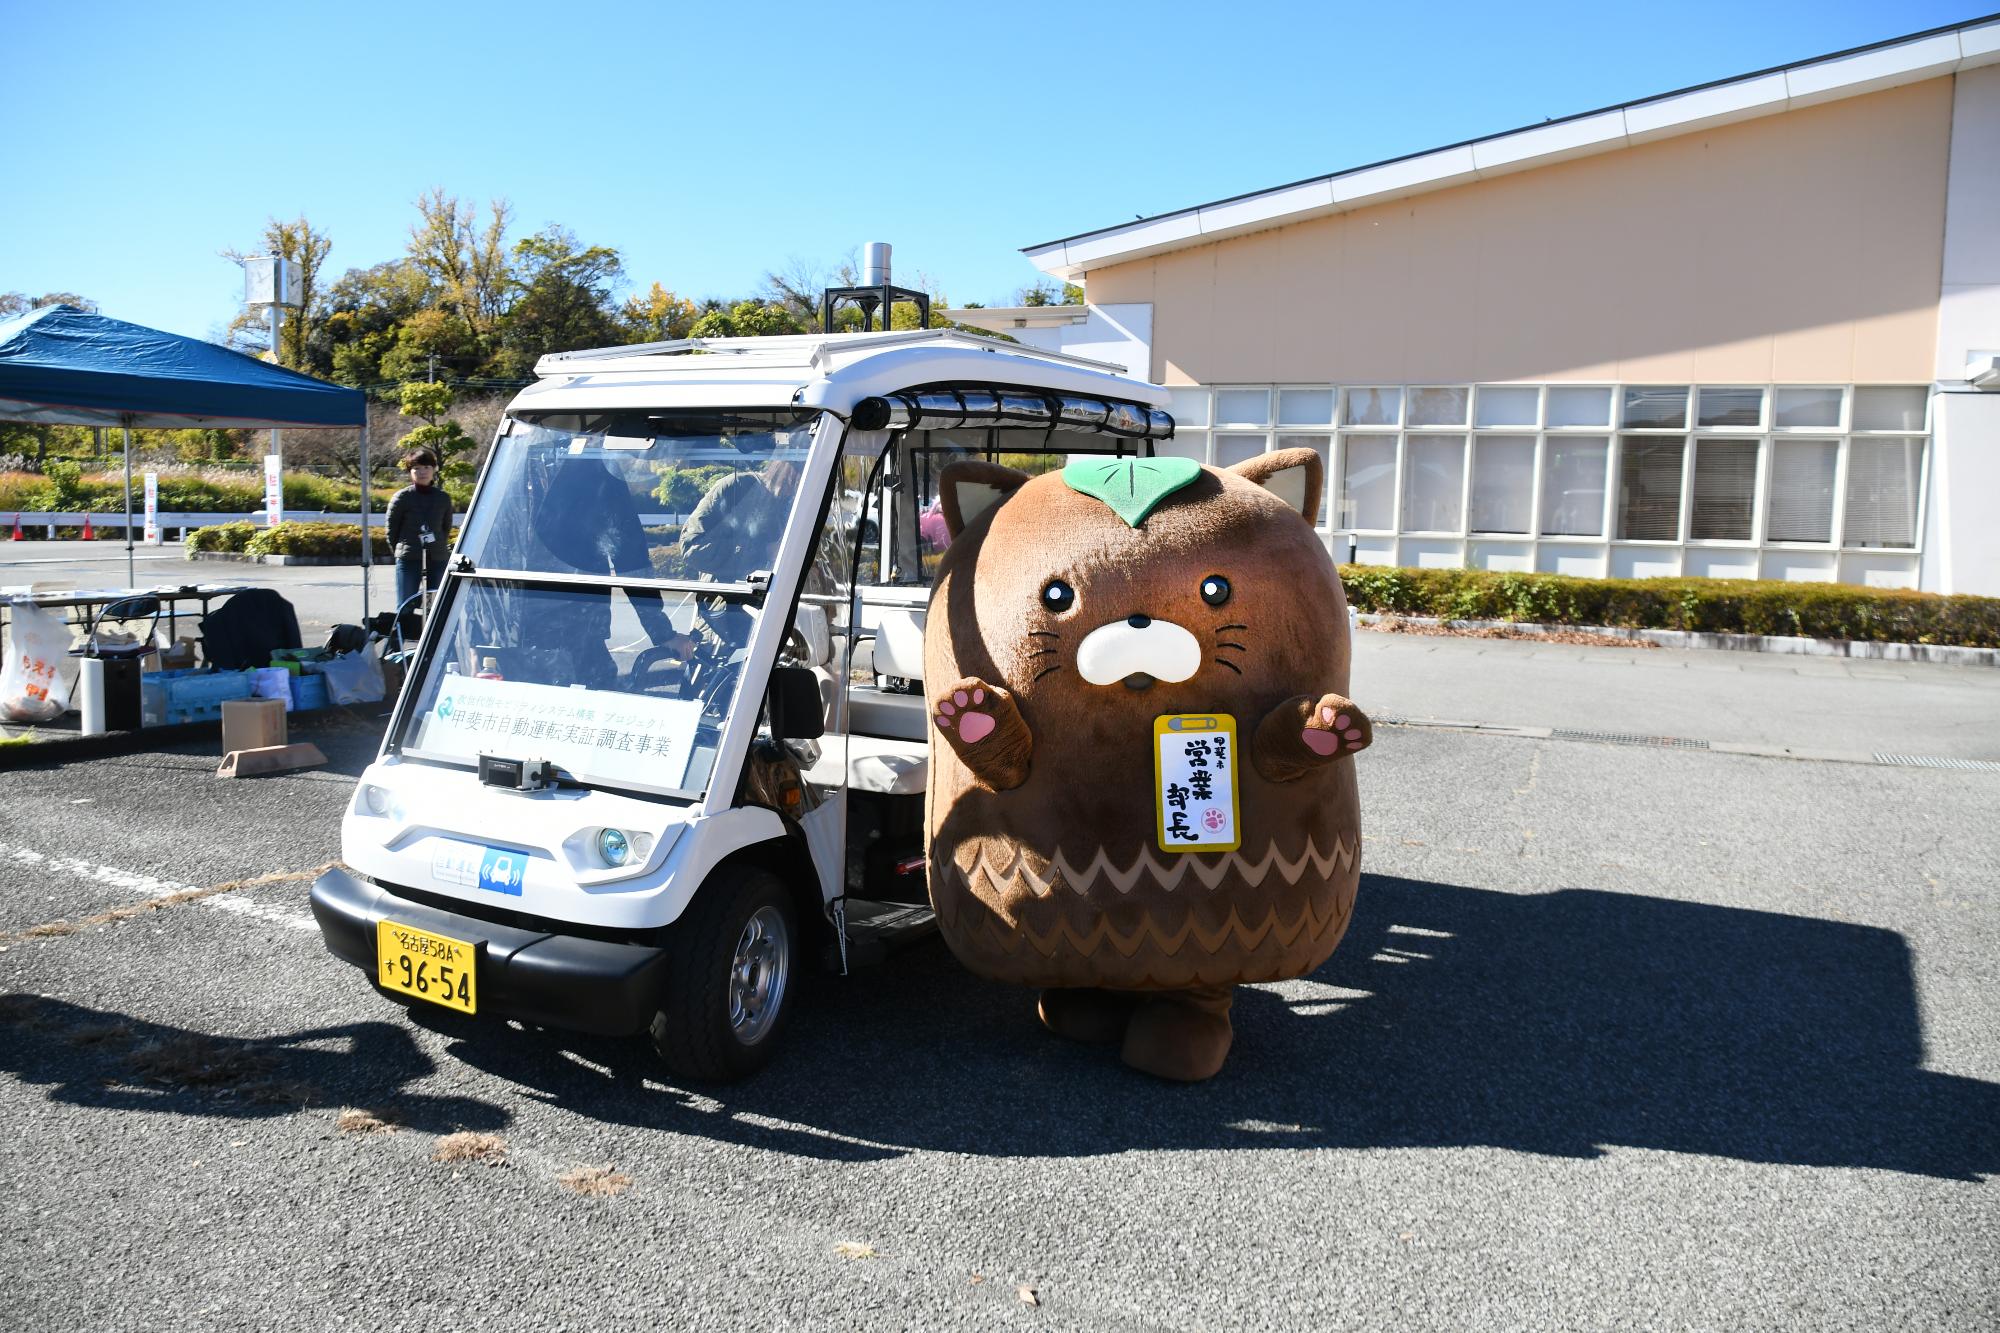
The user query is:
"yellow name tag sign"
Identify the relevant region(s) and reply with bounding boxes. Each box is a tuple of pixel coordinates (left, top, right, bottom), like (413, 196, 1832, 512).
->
(1154, 714, 1240, 853)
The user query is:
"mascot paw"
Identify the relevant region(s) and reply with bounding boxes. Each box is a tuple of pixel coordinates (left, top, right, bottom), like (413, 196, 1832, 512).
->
(1253, 692, 1372, 782)
(935, 685, 998, 743)
(1121, 987, 1234, 1082)
(932, 677, 1032, 790)
(1038, 988, 1139, 1045)
(1302, 694, 1372, 756)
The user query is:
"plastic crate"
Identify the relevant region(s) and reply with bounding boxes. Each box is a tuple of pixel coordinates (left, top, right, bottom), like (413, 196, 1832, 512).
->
(140, 668, 256, 726)
(289, 672, 329, 712)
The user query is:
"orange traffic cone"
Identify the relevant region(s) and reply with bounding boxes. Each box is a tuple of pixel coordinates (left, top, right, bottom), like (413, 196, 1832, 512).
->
(8, 514, 19, 541)
(81, 514, 94, 541)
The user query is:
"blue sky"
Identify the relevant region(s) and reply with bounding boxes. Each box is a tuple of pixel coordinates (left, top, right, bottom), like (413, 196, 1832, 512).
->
(3, 0, 1990, 341)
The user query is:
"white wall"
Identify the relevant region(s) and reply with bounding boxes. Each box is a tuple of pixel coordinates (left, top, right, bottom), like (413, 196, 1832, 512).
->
(1927, 66, 2000, 595)
(1003, 304, 1154, 383)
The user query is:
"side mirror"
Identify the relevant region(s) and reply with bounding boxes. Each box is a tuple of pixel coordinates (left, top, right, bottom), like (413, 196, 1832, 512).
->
(768, 665, 825, 741)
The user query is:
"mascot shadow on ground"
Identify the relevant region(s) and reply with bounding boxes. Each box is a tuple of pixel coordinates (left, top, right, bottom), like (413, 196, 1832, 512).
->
(922, 448, 1373, 1081)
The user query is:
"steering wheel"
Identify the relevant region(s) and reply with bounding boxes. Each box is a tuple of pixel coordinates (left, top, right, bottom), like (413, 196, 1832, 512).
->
(693, 657, 745, 718)
(628, 642, 683, 692)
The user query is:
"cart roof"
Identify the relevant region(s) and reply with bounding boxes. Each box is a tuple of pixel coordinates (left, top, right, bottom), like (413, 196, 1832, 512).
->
(514, 329, 1168, 418)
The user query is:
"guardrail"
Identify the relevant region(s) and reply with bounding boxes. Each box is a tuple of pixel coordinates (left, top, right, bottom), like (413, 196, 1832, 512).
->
(4, 511, 685, 538)
(3, 511, 386, 541)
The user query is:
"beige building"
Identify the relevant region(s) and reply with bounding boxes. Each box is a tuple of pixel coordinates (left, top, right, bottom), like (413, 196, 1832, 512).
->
(958, 17, 2000, 595)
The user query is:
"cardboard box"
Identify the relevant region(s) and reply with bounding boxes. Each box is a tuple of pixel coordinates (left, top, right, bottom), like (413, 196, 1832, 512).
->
(220, 697, 287, 754)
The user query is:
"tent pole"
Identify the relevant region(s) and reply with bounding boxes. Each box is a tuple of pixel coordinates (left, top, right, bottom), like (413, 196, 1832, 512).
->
(359, 408, 371, 622)
(122, 424, 135, 588)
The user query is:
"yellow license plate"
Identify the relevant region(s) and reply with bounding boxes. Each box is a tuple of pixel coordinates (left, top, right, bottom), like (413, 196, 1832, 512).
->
(376, 920, 479, 1014)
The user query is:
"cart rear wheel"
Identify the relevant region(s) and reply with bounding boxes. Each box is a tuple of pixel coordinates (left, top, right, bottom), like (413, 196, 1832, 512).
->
(650, 868, 797, 1082)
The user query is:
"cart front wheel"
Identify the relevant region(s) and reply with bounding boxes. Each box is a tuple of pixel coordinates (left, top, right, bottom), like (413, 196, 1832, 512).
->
(650, 869, 797, 1081)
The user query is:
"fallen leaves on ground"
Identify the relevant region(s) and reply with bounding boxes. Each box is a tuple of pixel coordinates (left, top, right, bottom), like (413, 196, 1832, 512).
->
(1363, 616, 1659, 649)
(432, 1131, 507, 1165)
(558, 1165, 632, 1197)
(126, 1035, 275, 1088)
(1018, 1285, 1039, 1306)
(833, 1241, 876, 1261)
(335, 1108, 400, 1135)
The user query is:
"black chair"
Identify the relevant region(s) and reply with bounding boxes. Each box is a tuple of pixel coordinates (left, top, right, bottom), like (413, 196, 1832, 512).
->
(72, 595, 160, 661)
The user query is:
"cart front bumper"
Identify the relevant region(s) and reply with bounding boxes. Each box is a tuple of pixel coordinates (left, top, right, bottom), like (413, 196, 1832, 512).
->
(309, 866, 669, 1037)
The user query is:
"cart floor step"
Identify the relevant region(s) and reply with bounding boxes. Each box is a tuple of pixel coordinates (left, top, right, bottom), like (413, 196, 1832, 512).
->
(840, 898, 937, 967)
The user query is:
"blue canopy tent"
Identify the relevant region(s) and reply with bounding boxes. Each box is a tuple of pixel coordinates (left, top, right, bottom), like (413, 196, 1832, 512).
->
(0, 304, 374, 608)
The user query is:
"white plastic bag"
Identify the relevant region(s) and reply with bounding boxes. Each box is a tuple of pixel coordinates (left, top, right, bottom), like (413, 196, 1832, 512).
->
(2, 602, 76, 722)
(252, 666, 296, 711)
(321, 645, 385, 705)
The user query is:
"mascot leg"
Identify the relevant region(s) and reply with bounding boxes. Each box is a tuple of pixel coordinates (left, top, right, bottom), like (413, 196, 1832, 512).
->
(1037, 987, 1140, 1045)
(1121, 985, 1234, 1082)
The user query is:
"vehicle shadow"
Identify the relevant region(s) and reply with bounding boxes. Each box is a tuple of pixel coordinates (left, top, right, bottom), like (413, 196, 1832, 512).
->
(0, 994, 507, 1132)
(440, 874, 1999, 1178)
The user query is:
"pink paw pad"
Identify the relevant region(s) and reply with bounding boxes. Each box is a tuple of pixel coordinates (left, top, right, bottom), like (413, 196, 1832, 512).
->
(959, 711, 995, 743)
(1301, 729, 1342, 756)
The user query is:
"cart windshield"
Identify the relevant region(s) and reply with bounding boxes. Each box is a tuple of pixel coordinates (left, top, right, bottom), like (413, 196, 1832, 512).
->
(397, 577, 754, 796)
(396, 408, 823, 796)
(459, 410, 818, 586)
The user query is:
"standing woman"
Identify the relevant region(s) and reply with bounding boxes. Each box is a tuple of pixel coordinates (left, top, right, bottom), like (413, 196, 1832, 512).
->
(386, 449, 454, 619)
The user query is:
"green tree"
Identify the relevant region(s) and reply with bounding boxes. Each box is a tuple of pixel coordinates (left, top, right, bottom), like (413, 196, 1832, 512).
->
(687, 299, 806, 339)
(324, 260, 436, 386)
(620, 282, 701, 342)
(1019, 280, 1085, 307)
(0, 291, 96, 319)
(223, 215, 335, 371)
(396, 381, 477, 481)
(498, 226, 625, 371)
(408, 189, 514, 341)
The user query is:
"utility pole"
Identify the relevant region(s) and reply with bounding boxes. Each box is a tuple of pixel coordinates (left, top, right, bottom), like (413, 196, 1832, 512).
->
(241, 255, 303, 472)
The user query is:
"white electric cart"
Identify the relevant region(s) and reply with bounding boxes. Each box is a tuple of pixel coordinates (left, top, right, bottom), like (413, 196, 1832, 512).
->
(310, 330, 1173, 1079)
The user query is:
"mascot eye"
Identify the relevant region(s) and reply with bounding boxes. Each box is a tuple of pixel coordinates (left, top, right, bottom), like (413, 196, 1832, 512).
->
(1040, 579, 1076, 614)
(1200, 575, 1231, 607)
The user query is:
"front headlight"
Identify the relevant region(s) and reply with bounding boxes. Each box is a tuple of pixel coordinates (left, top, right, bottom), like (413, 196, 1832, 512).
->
(361, 785, 391, 816)
(597, 828, 631, 867)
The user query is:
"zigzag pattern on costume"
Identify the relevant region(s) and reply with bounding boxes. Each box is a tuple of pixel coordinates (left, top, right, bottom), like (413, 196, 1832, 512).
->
(930, 832, 1357, 973)
(945, 830, 1356, 899)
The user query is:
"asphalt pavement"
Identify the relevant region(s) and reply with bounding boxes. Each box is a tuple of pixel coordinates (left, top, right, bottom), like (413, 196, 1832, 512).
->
(1, 679, 1995, 1328)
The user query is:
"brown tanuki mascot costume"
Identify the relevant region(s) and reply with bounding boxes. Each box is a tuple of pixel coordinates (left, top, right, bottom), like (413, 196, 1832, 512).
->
(924, 448, 1371, 1081)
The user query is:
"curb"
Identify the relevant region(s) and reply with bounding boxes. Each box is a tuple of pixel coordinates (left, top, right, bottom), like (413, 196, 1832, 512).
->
(0, 707, 383, 770)
(187, 552, 369, 567)
(1354, 613, 2000, 668)
(0, 719, 221, 768)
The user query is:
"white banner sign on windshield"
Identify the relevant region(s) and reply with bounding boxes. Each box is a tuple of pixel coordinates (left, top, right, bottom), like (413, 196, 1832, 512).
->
(263, 454, 283, 527)
(416, 675, 702, 791)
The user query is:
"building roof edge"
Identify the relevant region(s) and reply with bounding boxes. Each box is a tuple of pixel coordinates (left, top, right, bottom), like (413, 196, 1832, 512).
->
(1025, 12, 2000, 277)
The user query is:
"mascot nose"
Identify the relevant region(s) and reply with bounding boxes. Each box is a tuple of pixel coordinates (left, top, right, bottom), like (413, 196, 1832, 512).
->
(1076, 616, 1201, 686)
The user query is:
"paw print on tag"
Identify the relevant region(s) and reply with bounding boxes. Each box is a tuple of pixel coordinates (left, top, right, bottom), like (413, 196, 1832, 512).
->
(1201, 808, 1226, 832)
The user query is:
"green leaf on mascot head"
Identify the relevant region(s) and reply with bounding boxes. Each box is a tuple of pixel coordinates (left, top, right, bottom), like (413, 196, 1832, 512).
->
(1061, 456, 1201, 528)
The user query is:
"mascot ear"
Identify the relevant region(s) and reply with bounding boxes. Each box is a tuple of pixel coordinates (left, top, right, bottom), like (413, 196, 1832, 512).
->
(939, 461, 1030, 539)
(1229, 447, 1323, 522)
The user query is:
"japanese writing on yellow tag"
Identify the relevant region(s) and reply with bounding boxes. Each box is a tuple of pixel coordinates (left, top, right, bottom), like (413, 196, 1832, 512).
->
(1154, 714, 1240, 853)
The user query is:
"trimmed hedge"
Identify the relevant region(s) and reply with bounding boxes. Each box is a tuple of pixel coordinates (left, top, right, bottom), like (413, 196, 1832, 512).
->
(0, 470, 471, 518)
(1338, 565, 2000, 649)
(185, 521, 370, 559)
(185, 521, 259, 554)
